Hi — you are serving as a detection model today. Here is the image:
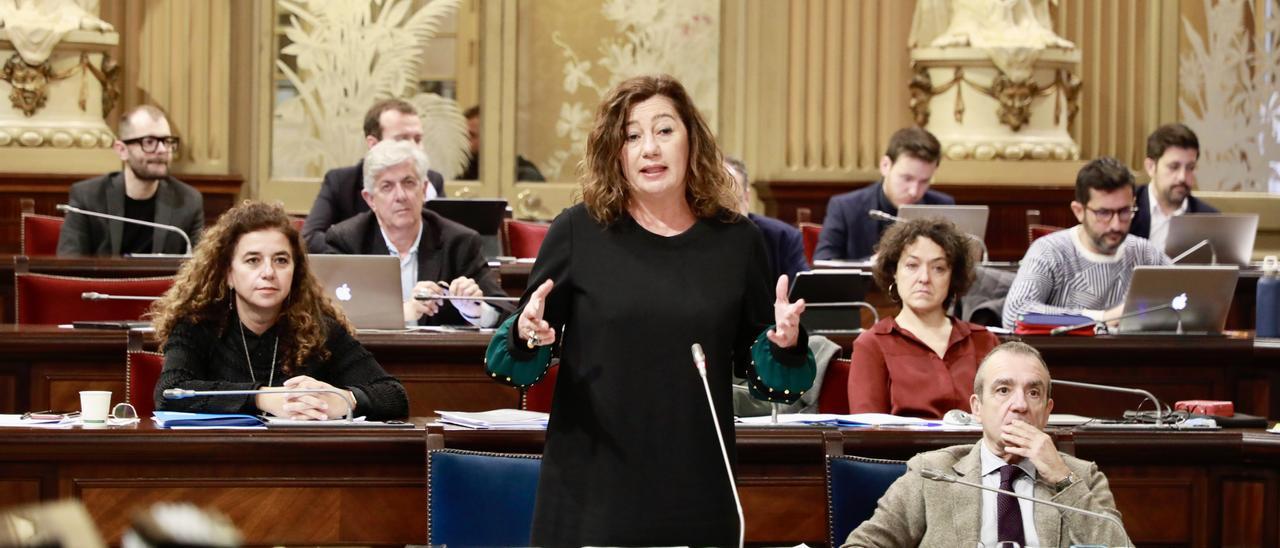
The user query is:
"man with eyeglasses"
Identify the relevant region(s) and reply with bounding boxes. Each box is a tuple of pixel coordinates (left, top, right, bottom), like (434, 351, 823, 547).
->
(302, 98, 445, 253)
(1002, 157, 1171, 329)
(57, 105, 203, 256)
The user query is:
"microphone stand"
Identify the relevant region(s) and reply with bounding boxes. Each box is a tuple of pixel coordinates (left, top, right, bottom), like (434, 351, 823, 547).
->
(1050, 379, 1166, 427)
(82, 291, 160, 302)
(1170, 239, 1214, 264)
(162, 388, 354, 422)
(919, 468, 1130, 547)
(1049, 293, 1186, 336)
(690, 344, 745, 548)
(58, 203, 193, 256)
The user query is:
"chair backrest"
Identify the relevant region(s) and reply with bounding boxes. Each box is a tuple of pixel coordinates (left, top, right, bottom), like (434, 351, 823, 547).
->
(827, 454, 908, 545)
(15, 271, 173, 325)
(126, 330, 164, 417)
(427, 448, 541, 546)
(520, 361, 559, 413)
(21, 213, 64, 256)
(1028, 223, 1065, 245)
(800, 222, 822, 265)
(502, 218, 550, 259)
(817, 358, 851, 414)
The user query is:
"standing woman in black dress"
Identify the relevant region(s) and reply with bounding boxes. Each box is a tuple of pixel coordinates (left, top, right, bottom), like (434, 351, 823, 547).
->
(151, 201, 407, 421)
(485, 74, 817, 546)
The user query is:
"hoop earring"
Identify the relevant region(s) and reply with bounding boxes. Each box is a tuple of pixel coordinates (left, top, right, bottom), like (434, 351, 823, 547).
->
(888, 282, 901, 303)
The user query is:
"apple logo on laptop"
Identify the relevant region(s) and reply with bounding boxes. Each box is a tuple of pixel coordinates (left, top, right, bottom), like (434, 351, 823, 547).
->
(335, 283, 353, 302)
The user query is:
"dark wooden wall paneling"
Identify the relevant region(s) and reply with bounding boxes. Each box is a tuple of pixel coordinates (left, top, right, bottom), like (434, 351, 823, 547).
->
(1, 173, 244, 254)
(764, 181, 1078, 261)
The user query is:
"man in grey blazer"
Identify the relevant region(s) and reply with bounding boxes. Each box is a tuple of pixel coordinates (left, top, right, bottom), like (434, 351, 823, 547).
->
(844, 342, 1130, 548)
(321, 139, 511, 327)
(57, 105, 203, 256)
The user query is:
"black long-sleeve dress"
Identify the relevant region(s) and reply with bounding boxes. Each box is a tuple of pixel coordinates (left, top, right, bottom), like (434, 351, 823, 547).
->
(485, 204, 815, 546)
(155, 315, 408, 421)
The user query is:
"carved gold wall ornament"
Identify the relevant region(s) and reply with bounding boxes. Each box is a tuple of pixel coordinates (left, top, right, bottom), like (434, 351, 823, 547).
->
(908, 65, 1078, 134)
(0, 50, 111, 117)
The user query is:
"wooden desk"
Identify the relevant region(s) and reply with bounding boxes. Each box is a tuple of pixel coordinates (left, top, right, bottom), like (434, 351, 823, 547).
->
(0, 421, 429, 545)
(4, 423, 1274, 546)
(0, 325, 516, 417)
(3, 324, 1278, 420)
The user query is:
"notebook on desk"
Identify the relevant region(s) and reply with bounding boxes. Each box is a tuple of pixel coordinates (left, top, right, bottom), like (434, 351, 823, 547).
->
(309, 255, 406, 330)
(1116, 265, 1238, 334)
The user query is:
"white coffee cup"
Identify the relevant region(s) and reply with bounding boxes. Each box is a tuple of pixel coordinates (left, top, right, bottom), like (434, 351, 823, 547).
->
(80, 391, 112, 424)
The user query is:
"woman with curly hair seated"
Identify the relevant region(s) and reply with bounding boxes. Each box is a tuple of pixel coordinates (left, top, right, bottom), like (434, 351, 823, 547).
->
(847, 217, 999, 419)
(150, 201, 407, 421)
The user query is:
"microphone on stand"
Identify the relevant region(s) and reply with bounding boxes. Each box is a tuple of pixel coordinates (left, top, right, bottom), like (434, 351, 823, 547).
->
(1048, 293, 1188, 336)
(162, 388, 354, 421)
(82, 291, 160, 302)
(868, 209, 901, 223)
(690, 343, 745, 548)
(918, 468, 1130, 546)
(1170, 239, 1215, 264)
(1050, 379, 1168, 427)
(57, 203, 193, 256)
(868, 209, 989, 263)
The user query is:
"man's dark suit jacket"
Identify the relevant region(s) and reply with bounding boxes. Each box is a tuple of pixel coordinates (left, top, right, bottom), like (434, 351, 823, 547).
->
(749, 213, 809, 282)
(322, 209, 511, 326)
(56, 171, 204, 256)
(1130, 183, 1219, 239)
(302, 159, 445, 253)
(814, 180, 955, 261)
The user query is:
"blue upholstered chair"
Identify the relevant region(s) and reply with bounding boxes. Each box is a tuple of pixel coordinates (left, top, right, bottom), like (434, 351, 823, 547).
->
(426, 448, 541, 546)
(826, 453, 908, 545)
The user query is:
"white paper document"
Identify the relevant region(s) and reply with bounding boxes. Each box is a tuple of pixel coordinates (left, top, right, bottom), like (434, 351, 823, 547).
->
(436, 409, 549, 429)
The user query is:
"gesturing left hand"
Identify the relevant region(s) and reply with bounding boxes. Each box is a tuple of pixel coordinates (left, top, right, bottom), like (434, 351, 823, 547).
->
(1001, 419, 1072, 484)
(766, 275, 805, 348)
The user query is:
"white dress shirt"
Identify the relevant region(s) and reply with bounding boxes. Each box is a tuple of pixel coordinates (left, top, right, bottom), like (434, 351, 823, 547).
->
(979, 441, 1040, 548)
(1146, 183, 1188, 254)
(379, 222, 497, 327)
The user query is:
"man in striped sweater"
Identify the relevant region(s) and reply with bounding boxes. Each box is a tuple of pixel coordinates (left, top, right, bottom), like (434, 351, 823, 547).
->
(1002, 157, 1171, 329)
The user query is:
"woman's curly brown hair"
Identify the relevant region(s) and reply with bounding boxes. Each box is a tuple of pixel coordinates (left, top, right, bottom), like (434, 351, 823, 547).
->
(871, 217, 976, 310)
(580, 74, 740, 225)
(148, 201, 353, 375)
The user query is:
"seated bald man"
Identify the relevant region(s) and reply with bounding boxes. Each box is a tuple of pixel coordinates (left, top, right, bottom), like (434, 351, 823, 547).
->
(843, 341, 1131, 548)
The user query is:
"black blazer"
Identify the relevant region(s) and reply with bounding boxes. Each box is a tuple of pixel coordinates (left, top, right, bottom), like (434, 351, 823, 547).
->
(302, 160, 445, 253)
(1130, 184, 1220, 239)
(56, 171, 204, 256)
(321, 209, 512, 326)
(748, 213, 808, 282)
(813, 180, 955, 261)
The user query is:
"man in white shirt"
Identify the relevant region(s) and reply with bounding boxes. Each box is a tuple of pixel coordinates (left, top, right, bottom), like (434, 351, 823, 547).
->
(321, 140, 511, 327)
(843, 342, 1130, 548)
(1131, 123, 1219, 252)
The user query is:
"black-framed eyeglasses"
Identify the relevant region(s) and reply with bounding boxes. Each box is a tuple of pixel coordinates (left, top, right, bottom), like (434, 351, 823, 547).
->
(121, 135, 180, 153)
(1085, 205, 1137, 222)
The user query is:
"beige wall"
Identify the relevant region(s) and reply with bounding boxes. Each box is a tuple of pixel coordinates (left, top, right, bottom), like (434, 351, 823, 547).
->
(100, 0, 1276, 225)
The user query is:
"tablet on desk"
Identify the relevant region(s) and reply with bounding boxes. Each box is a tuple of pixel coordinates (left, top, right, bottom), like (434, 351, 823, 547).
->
(789, 270, 872, 333)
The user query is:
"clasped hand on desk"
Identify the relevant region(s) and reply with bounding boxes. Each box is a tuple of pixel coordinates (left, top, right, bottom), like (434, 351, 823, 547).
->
(254, 376, 356, 421)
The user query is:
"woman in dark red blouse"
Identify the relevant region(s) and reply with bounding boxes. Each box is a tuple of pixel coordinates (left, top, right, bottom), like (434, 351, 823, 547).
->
(847, 218, 999, 418)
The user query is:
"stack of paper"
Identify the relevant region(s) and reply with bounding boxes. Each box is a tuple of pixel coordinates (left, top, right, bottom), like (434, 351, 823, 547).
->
(0, 414, 75, 429)
(737, 413, 941, 427)
(436, 409, 548, 429)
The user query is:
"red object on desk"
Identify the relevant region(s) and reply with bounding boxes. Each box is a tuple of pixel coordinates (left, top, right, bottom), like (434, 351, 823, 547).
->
(1175, 400, 1234, 417)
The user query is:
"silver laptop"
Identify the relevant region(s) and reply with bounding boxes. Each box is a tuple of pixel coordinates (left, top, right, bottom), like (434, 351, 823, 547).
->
(1117, 265, 1238, 334)
(309, 255, 406, 330)
(1165, 213, 1259, 266)
(897, 204, 990, 240)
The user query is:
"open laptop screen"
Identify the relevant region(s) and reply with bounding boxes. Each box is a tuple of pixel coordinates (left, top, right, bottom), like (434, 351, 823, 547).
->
(1165, 213, 1258, 266)
(1116, 265, 1238, 334)
(309, 255, 406, 330)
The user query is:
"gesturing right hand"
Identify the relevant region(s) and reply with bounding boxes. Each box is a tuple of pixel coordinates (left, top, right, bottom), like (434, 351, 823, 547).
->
(517, 279, 555, 348)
